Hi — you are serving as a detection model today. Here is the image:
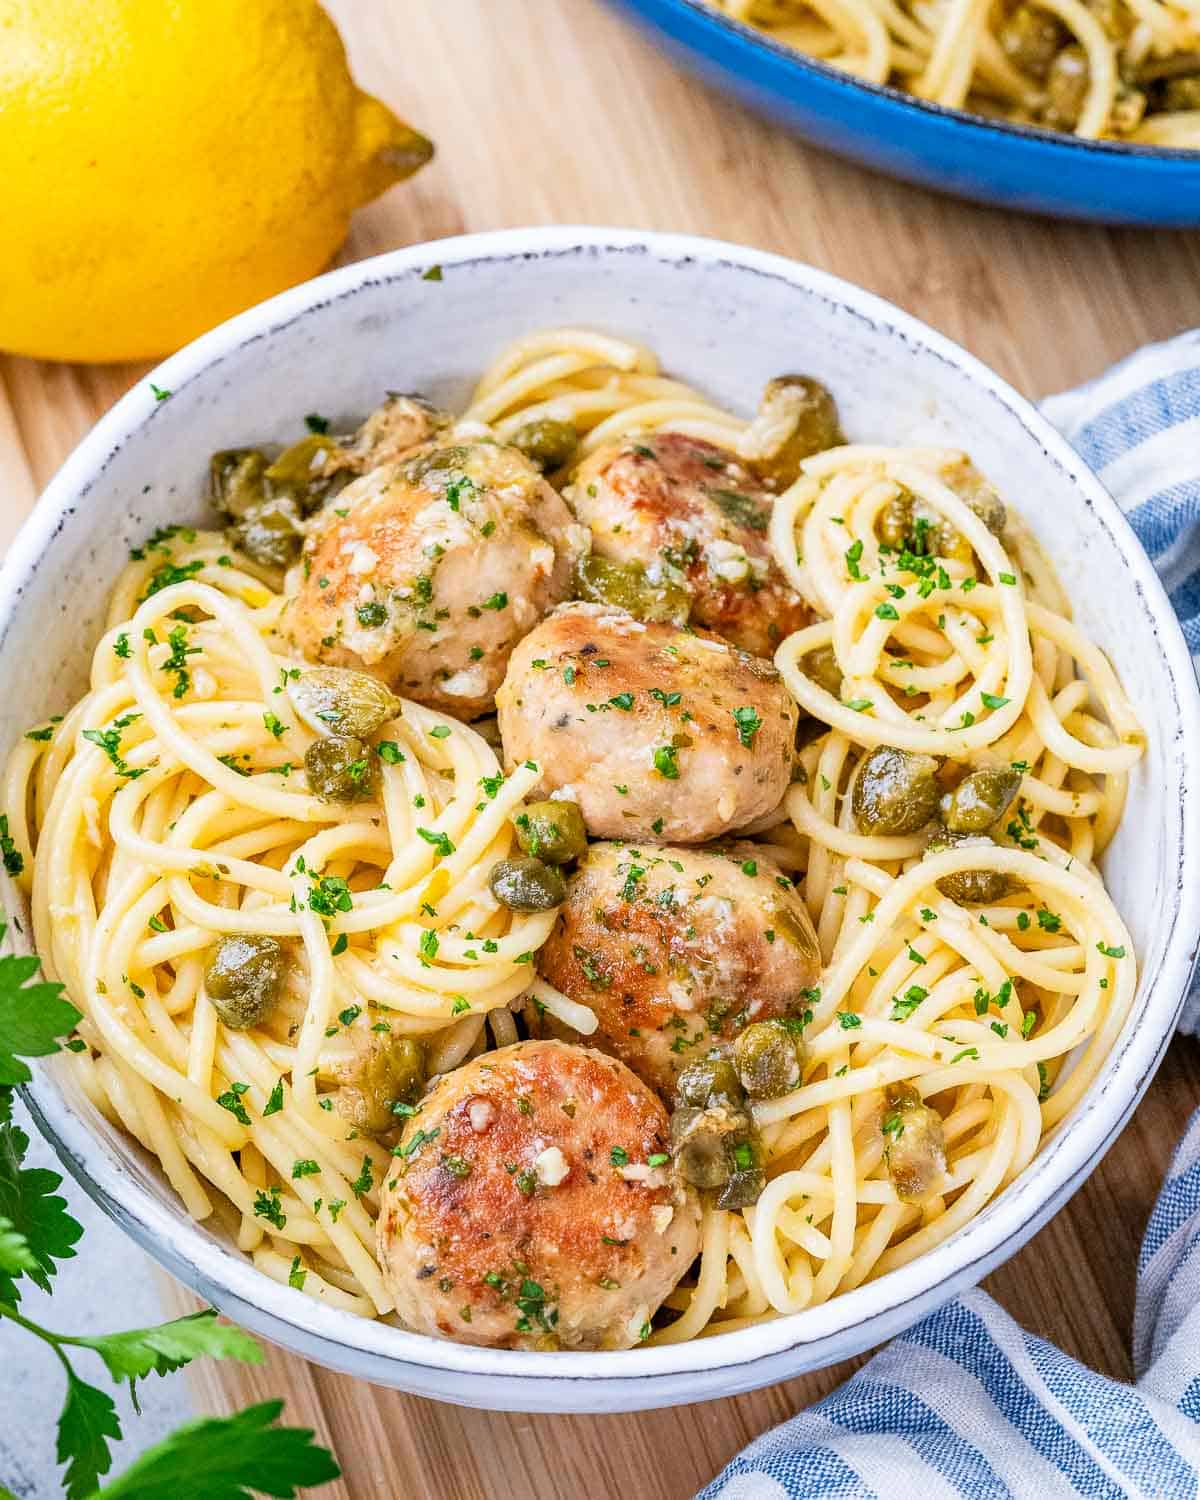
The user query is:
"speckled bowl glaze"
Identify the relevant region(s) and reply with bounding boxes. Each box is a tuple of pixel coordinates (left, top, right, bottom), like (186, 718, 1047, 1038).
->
(5, 229, 1199, 1413)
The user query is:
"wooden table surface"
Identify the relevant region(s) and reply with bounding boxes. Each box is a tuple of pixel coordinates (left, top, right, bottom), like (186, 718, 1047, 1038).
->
(7, 1, 1200, 1494)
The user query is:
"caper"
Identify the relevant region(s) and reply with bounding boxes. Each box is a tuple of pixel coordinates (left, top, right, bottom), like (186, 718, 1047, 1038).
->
(264, 434, 339, 500)
(716, 1163, 767, 1210)
(305, 734, 378, 803)
(1042, 45, 1089, 130)
(742, 375, 844, 488)
(1165, 75, 1200, 111)
(998, 3, 1065, 79)
(943, 766, 1022, 834)
(803, 644, 843, 698)
(671, 1110, 731, 1189)
(734, 1019, 805, 1100)
(878, 470, 1005, 562)
(335, 1034, 426, 1135)
(675, 1052, 746, 1111)
(489, 857, 567, 912)
(927, 828, 1018, 904)
(226, 495, 304, 571)
(509, 419, 579, 473)
(210, 448, 269, 520)
(512, 800, 587, 864)
(573, 554, 691, 625)
(881, 1081, 946, 1203)
(946, 462, 1007, 539)
(205, 935, 286, 1029)
(852, 746, 940, 836)
(288, 667, 401, 738)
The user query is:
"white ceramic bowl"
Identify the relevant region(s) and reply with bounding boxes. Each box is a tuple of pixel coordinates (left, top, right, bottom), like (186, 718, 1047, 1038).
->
(6, 228, 1199, 1413)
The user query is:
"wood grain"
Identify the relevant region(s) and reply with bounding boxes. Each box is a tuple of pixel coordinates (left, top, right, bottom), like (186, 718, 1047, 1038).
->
(7, 1, 1200, 1493)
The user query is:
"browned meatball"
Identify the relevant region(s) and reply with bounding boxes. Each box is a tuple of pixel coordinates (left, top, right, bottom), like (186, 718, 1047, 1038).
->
(536, 843, 820, 1096)
(283, 442, 587, 718)
(569, 432, 809, 657)
(376, 1041, 701, 1350)
(495, 603, 798, 842)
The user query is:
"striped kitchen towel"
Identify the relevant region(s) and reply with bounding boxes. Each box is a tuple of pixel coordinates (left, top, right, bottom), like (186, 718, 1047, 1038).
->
(702, 333, 1200, 1499)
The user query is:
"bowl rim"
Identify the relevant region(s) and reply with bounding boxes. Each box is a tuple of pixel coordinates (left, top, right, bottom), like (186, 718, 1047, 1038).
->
(11, 225, 1200, 1391)
(617, 0, 1200, 163)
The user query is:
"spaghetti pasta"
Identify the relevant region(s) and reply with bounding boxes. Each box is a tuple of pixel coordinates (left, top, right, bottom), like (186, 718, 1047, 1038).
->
(709, 0, 1200, 146)
(6, 327, 1143, 1347)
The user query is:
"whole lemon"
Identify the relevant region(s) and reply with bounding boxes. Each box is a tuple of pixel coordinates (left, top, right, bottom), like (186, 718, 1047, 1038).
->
(0, 0, 433, 362)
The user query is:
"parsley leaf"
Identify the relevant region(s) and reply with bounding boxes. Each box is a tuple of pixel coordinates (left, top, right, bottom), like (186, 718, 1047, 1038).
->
(0, 929, 81, 1085)
(76, 1308, 262, 1392)
(58, 1370, 122, 1498)
(92, 1398, 340, 1499)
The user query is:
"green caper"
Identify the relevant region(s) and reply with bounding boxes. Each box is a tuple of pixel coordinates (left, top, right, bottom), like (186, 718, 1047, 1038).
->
(1042, 45, 1090, 130)
(803, 644, 843, 698)
(1165, 75, 1200, 110)
(998, 2, 1065, 79)
(742, 375, 844, 488)
(675, 1052, 746, 1111)
(716, 1163, 767, 1210)
(946, 462, 1007, 539)
(226, 495, 304, 571)
(489, 857, 567, 912)
(852, 746, 940, 836)
(264, 435, 340, 515)
(573, 554, 692, 625)
(733, 1019, 805, 1100)
(670, 1107, 731, 1189)
(509, 419, 579, 473)
(881, 1081, 946, 1202)
(927, 828, 1018, 904)
(512, 800, 587, 864)
(210, 448, 269, 520)
(205, 935, 286, 1029)
(304, 734, 378, 803)
(943, 766, 1023, 834)
(335, 1034, 426, 1135)
(289, 667, 401, 738)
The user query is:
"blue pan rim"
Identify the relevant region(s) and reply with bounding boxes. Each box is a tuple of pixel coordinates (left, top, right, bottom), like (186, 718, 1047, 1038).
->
(625, 0, 1200, 163)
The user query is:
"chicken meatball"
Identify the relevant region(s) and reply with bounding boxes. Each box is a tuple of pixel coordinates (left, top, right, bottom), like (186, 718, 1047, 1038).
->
(376, 1040, 701, 1350)
(569, 432, 809, 657)
(536, 843, 820, 1096)
(495, 603, 799, 842)
(284, 441, 587, 718)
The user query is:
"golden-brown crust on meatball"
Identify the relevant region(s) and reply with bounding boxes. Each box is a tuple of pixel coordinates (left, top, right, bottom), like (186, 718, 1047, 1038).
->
(283, 441, 587, 718)
(376, 1041, 701, 1350)
(536, 843, 820, 1096)
(570, 433, 809, 657)
(495, 603, 799, 843)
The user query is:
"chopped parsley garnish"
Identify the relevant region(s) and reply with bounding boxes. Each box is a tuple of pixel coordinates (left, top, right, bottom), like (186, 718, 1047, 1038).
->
(417, 827, 455, 858)
(731, 706, 763, 747)
(216, 1081, 251, 1126)
(653, 744, 680, 779)
(356, 601, 388, 628)
(253, 1185, 286, 1230)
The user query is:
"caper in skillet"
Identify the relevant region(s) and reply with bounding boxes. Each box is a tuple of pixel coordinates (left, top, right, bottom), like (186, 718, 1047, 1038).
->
(942, 766, 1022, 834)
(926, 828, 1018, 904)
(509, 418, 579, 473)
(512, 800, 587, 864)
(289, 666, 401, 738)
(669, 1106, 730, 1189)
(998, 2, 1065, 79)
(573, 553, 692, 625)
(852, 746, 940, 836)
(881, 1081, 946, 1203)
(305, 734, 378, 803)
(733, 1019, 805, 1099)
(715, 1135, 767, 1210)
(742, 375, 844, 488)
(205, 934, 287, 1029)
(488, 856, 567, 912)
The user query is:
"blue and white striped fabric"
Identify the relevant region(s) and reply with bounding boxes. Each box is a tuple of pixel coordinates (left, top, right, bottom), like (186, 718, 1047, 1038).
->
(703, 333, 1200, 1499)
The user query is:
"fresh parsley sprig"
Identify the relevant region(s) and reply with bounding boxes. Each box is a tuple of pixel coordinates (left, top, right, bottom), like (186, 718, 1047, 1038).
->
(0, 919, 339, 1496)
